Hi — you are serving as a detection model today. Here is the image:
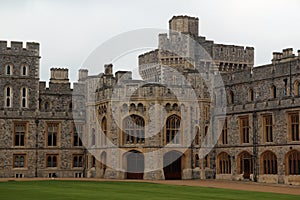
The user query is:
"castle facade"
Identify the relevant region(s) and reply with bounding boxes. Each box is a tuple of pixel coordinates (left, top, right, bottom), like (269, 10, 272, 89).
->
(0, 16, 299, 185)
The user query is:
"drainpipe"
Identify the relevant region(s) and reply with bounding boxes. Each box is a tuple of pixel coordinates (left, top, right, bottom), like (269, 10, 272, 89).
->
(252, 112, 258, 182)
(35, 118, 39, 178)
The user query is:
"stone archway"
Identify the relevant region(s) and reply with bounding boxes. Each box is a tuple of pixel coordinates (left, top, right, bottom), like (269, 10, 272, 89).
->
(163, 151, 182, 180)
(238, 151, 253, 179)
(126, 150, 144, 179)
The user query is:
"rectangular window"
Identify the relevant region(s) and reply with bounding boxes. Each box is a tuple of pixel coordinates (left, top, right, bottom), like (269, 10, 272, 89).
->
(240, 116, 250, 143)
(73, 155, 84, 167)
(290, 113, 300, 141)
(47, 123, 59, 147)
(13, 154, 26, 168)
(14, 123, 26, 146)
(46, 154, 58, 168)
(264, 115, 273, 143)
(219, 119, 228, 144)
(73, 124, 83, 147)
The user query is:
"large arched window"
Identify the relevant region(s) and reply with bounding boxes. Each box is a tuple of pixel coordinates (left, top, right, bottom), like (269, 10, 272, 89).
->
(123, 115, 145, 144)
(101, 117, 107, 146)
(21, 87, 28, 108)
(4, 86, 12, 108)
(286, 150, 300, 175)
(165, 115, 181, 144)
(261, 151, 277, 174)
(217, 152, 231, 174)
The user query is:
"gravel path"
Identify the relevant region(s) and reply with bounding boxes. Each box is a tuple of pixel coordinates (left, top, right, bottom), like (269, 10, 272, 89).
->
(1, 178, 299, 195)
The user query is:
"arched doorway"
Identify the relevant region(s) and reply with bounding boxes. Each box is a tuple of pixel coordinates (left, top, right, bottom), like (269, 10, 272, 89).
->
(163, 151, 182, 180)
(238, 151, 253, 179)
(126, 151, 144, 179)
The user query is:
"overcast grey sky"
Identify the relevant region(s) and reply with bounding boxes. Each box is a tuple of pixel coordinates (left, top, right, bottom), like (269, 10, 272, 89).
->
(1, 0, 300, 83)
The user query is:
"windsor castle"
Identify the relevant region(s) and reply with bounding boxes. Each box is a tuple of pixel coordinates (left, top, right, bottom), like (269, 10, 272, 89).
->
(0, 16, 300, 185)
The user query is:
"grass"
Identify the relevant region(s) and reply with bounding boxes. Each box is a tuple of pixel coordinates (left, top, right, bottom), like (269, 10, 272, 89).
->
(0, 180, 298, 200)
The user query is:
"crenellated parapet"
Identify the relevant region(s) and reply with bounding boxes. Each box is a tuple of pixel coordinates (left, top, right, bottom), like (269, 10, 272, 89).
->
(272, 48, 300, 64)
(0, 40, 39, 57)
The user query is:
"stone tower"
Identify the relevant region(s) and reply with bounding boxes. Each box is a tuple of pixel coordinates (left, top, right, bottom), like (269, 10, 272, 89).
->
(169, 15, 199, 37)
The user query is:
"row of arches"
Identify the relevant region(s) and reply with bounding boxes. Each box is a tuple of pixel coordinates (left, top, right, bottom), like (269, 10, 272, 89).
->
(217, 150, 300, 178)
(97, 114, 182, 146)
(126, 150, 183, 180)
(120, 103, 185, 113)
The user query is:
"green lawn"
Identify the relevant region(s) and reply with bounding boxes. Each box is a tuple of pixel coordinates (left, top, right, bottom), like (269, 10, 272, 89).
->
(0, 180, 298, 200)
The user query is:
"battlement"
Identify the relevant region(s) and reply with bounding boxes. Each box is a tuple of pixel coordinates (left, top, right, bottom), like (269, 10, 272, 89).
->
(169, 15, 199, 37)
(138, 49, 159, 65)
(272, 48, 299, 63)
(78, 69, 89, 81)
(0, 40, 39, 56)
(50, 68, 69, 84)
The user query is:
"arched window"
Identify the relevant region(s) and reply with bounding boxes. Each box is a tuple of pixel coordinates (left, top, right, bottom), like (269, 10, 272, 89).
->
(5, 86, 12, 108)
(47, 155, 57, 167)
(123, 115, 145, 144)
(228, 91, 234, 104)
(21, 87, 27, 108)
(261, 151, 277, 174)
(165, 115, 181, 144)
(286, 150, 300, 175)
(248, 89, 254, 102)
(44, 101, 50, 111)
(73, 155, 83, 167)
(270, 85, 276, 98)
(101, 117, 107, 146)
(21, 65, 28, 76)
(217, 152, 231, 174)
(6, 64, 12, 75)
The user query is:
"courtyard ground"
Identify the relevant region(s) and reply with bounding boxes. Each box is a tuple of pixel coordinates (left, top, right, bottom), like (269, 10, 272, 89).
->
(0, 178, 299, 196)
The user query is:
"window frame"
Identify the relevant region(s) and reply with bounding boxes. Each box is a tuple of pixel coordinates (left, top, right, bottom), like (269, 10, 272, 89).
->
(20, 87, 28, 108)
(73, 123, 84, 147)
(219, 119, 228, 145)
(165, 114, 181, 144)
(73, 154, 84, 168)
(217, 152, 231, 174)
(263, 114, 273, 143)
(239, 116, 250, 144)
(20, 64, 29, 76)
(13, 154, 27, 168)
(5, 64, 13, 75)
(46, 122, 60, 147)
(4, 86, 12, 108)
(13, 122, 27, 147)
(123, 115, 145, 145)
(288, 112, 300, 142)
(46, 154, 58, 168)
(261, 151, 277, 174)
